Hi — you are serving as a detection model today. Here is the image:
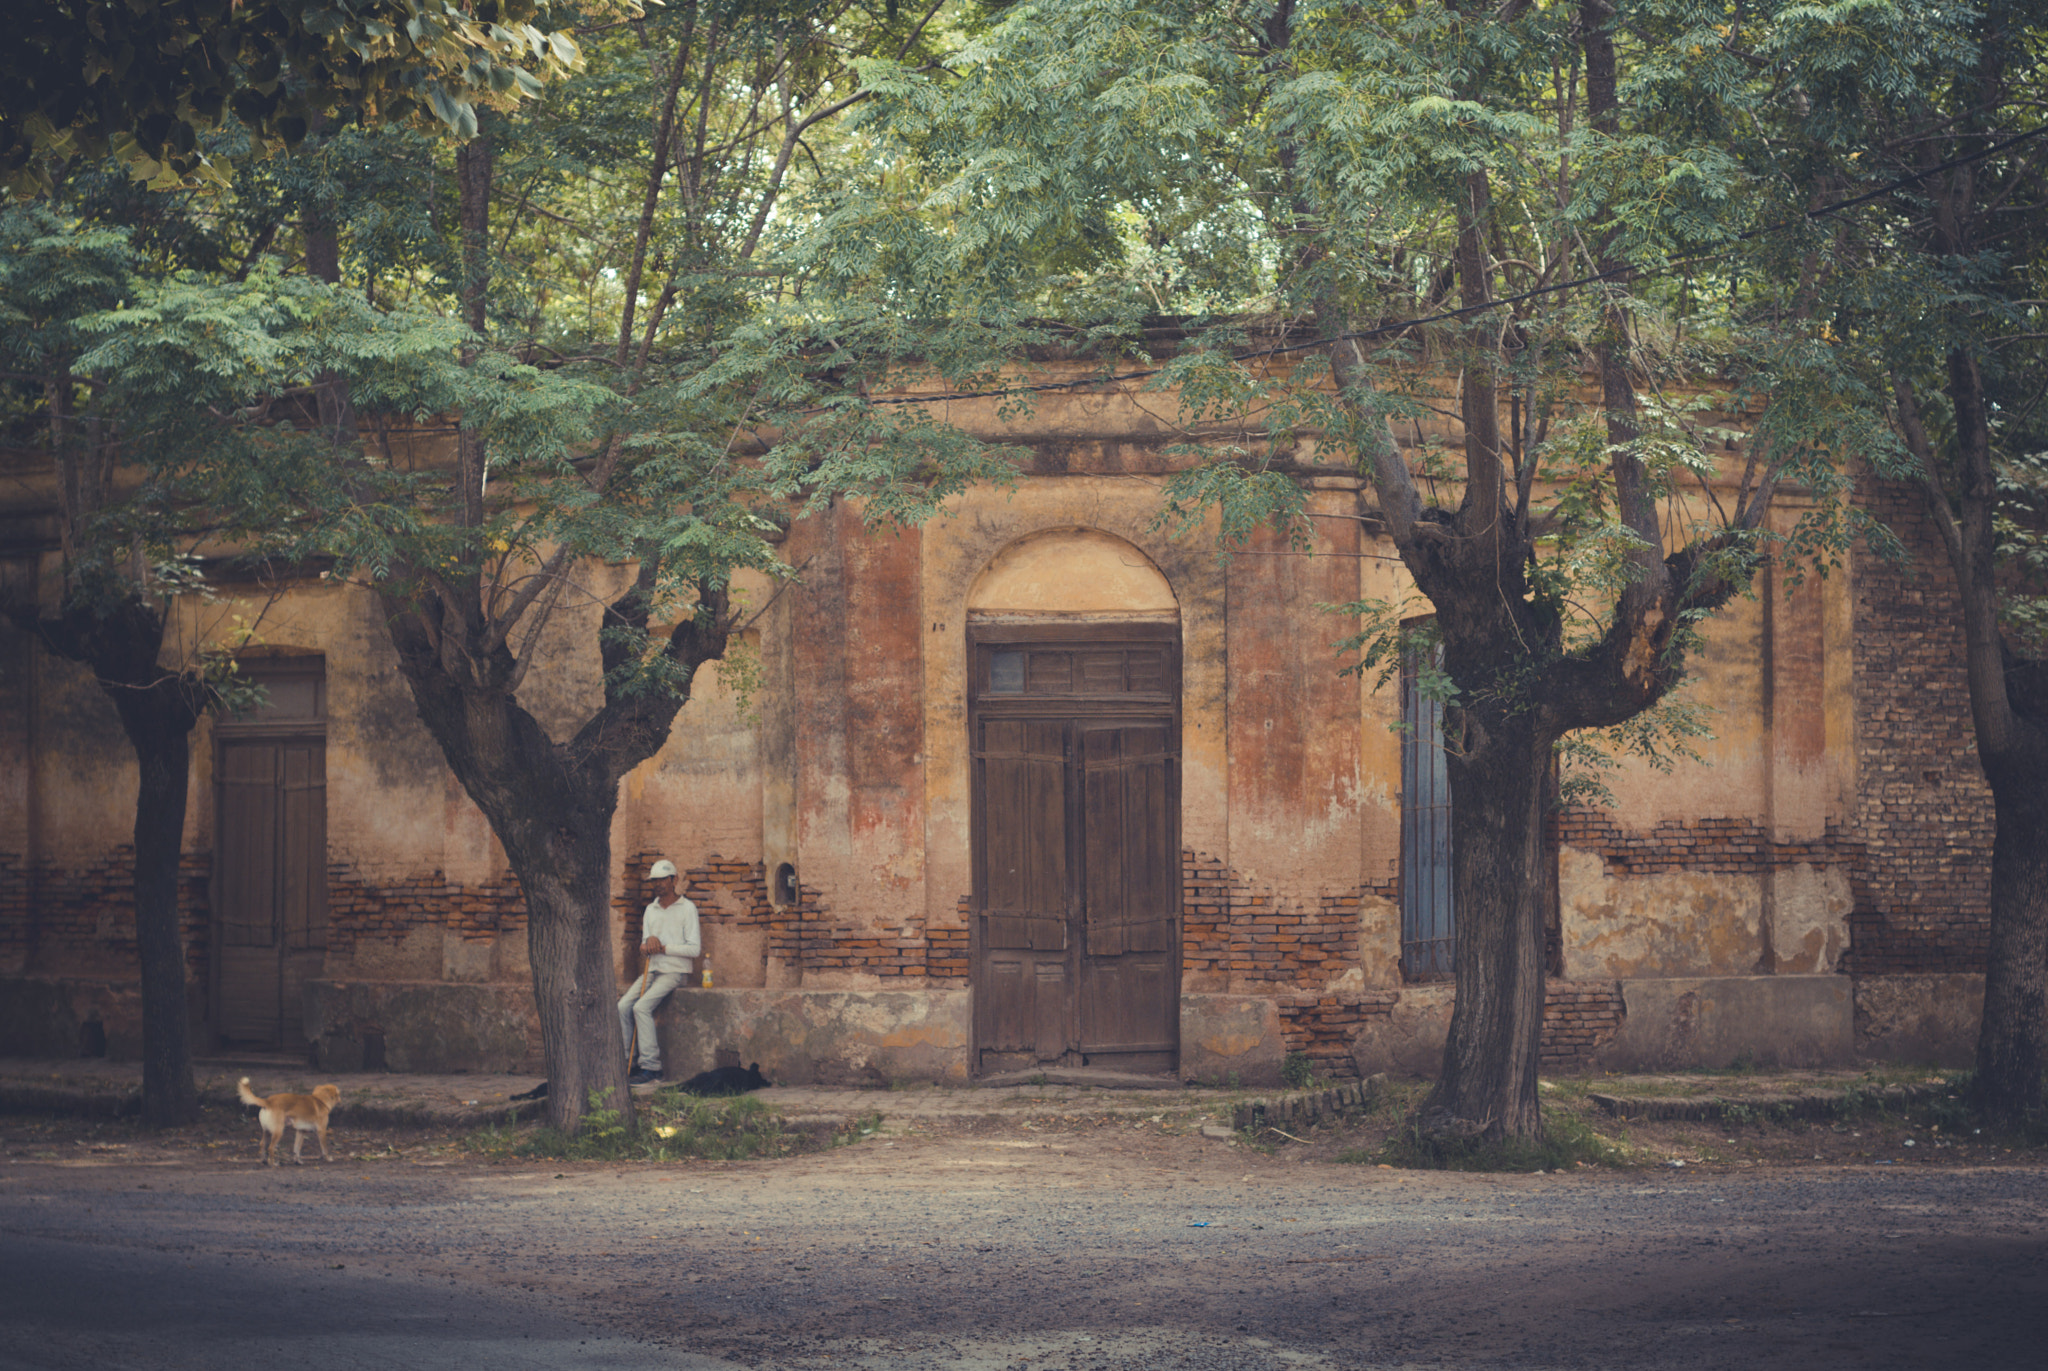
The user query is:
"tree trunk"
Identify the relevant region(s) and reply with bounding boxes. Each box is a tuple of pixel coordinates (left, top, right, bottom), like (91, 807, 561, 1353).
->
(110, 676, 203, 1129)
(377, 576, 728, 1133)
(32, 596, 203, 1128)
(381, 657, 637, 1132)
(303, 217, 358, 445)
(1974, 773, 2048, 1125)
(1899, 356, 2048, 1126)
(1421, 706, 1552, 1142)
(509, 817, 633, 1129)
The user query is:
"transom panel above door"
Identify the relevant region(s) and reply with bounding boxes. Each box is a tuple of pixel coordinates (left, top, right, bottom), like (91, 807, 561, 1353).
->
(968, 623, 1180, 1077)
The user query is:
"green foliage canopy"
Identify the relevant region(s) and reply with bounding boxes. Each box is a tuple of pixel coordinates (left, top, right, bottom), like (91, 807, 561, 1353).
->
(3, 1, 610, 198)
(826, 0, 1901, 783)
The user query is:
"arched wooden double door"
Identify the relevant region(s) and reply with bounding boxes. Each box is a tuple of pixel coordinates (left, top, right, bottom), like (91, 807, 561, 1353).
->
(969, 623, 1180, 1076)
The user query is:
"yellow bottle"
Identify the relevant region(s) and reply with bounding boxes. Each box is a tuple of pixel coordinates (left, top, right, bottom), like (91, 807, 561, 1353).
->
(701, 955, 713, 989)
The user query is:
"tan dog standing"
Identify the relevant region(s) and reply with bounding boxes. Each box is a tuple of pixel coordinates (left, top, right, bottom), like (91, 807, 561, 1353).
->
(237, 1077, 341, 1166)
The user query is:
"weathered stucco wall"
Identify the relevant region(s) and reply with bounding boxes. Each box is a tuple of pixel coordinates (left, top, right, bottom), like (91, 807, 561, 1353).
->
(0, 365, 1991, 1076)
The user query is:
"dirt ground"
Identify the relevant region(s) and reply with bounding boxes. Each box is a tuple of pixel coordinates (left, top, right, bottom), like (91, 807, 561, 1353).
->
(3, 1085, 2046, 1370)
(1, 1066, 2018, 1172)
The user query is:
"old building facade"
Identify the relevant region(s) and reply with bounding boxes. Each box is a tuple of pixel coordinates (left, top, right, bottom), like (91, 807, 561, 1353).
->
(0, 373, 1991, 1084)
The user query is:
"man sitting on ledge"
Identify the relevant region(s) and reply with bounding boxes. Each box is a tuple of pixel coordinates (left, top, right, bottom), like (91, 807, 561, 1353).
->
(619, 858, 701, 1086)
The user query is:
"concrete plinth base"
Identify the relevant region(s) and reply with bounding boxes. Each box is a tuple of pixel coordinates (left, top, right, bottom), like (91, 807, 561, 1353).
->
(654, 989, 971, 1086)
(1593, 975, 1854, 1072)
(1853, 974, 1984, 1067)
(1346, 984, 1456, 1079)
(0, 975, 181, 1060)
(1179, 994, 1284, 1086)
(215, 970, 1976, 1083)
(306, 980, 539, 1074)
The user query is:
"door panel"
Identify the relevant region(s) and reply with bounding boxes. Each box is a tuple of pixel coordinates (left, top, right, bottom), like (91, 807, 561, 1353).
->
(279, 743, 328, 952)
(216, 946, 279, 1045)
(979, 719, 1069, 953)
(973, 719, 1073, 1067)
(217, 744, 280, 951)
(1080, 954, 1175, 1068)
(1081, 724, 1176, 956)
(973, 954, 1072, 1068)
(1078, 723, 1178, 1067)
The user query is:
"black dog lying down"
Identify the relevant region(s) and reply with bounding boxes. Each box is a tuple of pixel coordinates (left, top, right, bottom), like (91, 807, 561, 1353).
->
(678, 1062, 772, 1096)
(509, 1062, 772, 1102)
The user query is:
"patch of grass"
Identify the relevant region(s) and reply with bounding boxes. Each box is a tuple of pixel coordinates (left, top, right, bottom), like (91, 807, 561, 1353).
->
(1715, 1099, 1792, 1129)
(1368, 1104, 1633, 1173)
(1280, 1053, 1316, 1090)
(466, 1111, 524, 1154)
(839, 1110, 885, 1145)
(1919, 1074, 1977, 1132)
(1236, 1124, 1278, 1154)
(1845, 1068, 2048, 1145)
(463, 1089, 870, 1163)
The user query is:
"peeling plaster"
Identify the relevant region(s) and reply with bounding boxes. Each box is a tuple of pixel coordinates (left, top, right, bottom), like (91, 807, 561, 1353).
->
(1560, 846, 1764, 980)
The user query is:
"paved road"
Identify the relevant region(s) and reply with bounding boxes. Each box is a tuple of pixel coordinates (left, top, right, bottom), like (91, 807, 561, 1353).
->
(2, 1128, 2045, 1370)
(0, 1229, 709, 1371)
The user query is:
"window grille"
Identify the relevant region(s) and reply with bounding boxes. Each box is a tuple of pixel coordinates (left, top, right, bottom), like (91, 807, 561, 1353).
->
(1400, 637, 1454, 979)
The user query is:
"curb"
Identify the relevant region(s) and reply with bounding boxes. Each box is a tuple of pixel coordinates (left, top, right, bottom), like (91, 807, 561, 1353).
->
(0, 1081, 146, 1119)
(1232, 1076, 1388, 1134)
(337, 1096, 550, 1130)
(1586, 1081, 1951, 1122)
(0, 1081, 551, 1130)
(0, 1078, 864, 1136)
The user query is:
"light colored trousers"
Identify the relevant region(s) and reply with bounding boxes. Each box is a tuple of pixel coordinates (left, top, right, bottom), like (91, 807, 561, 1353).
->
(617, 971, 686, 1071)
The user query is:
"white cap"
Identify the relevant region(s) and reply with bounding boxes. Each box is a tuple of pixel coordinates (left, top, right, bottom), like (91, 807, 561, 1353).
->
(648, 859, 678, 881)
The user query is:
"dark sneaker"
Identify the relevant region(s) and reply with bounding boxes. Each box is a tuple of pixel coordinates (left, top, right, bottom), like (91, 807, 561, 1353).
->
(627, 1068, 661, 1085)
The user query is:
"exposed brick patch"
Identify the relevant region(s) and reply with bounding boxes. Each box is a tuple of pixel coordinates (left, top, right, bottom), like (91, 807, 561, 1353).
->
(326, 864, 526, 954)
(762, 846, 1392, 987)
(1845, 467, 1995, 973)
(929, 899, 971, 985)
(1277, 991, 1399, 1080)
(1182, 849, 1386, 988)
(0, 847, 538, 978)
(1551, 812, 1979, 976)
(705, 866, 926, 980)
(1276, 980, 1625, 1080)
(0, 848, 209, 981)
(765, 893, 823, 971)
(1550, 811, 1855, 875)
(1541, 979, 1625, 1071)
(793, 911, 929, 978)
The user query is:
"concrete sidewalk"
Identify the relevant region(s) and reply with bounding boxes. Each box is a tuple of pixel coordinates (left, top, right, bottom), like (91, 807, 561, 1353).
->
(0, 1055, 1249, 1133)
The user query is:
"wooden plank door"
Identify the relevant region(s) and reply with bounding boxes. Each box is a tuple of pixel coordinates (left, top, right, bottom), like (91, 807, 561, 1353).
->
(972, 718, 1074, 1071)
(1078, 722, 1178, 1072)
(215, 738, 328, 1048)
